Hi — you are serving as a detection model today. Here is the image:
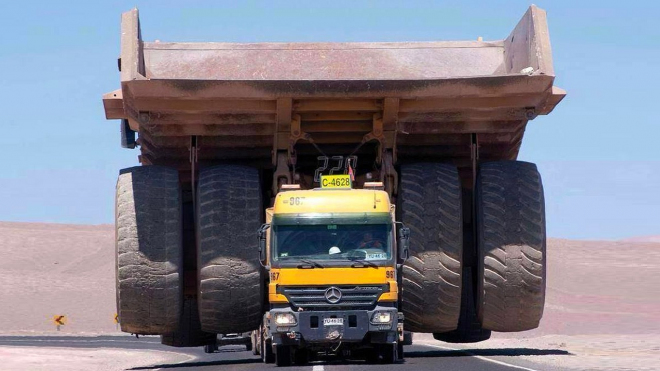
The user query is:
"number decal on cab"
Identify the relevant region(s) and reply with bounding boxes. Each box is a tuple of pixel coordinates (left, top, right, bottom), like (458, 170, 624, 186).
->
(283, 197, 304, 206)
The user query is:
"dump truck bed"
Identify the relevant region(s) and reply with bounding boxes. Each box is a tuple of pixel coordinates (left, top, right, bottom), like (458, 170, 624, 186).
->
(103, 5, 564, 180)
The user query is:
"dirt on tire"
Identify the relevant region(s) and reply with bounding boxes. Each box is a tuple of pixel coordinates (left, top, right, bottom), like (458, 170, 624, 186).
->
(115, 166, 183, 335)
(433, 267, 491, 343)
(398, 163, 463, 333)
(476, 161, 546, 332)
(160, 297, 216, 347)
(196, 165, 263, 334)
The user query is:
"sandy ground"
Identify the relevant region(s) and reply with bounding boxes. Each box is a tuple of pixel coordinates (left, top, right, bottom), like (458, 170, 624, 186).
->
(0, 346, 192, 371)
(0, 222, 118, 335)
(0, 221, 659, 370)
(521, 238, 660, 338)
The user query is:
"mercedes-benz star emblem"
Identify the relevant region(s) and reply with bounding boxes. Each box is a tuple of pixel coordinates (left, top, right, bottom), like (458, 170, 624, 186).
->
(324, 287, 342, 304)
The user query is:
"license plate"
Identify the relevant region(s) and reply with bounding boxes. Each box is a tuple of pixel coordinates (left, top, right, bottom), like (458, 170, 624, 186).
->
(366, 253, 387, 260)
(323, 318, 344, 326)
(320, 174, 352, 189)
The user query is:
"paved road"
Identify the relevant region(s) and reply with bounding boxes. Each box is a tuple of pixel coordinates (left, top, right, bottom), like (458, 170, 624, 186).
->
(0, 336, 567, 371)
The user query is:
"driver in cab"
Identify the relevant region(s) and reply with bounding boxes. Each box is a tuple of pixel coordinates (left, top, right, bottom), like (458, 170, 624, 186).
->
(359, 232, 383, 249)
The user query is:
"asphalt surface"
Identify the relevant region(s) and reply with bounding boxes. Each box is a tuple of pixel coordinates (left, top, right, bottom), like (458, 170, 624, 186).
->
(0, 336, 569, 371)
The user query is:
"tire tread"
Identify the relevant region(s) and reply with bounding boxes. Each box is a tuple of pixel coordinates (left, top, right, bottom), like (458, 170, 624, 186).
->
(399, 163, 463, 333)
(196, 165, 263, 334)
(476, 161, 546, 332)
(115, 166, 182, 335)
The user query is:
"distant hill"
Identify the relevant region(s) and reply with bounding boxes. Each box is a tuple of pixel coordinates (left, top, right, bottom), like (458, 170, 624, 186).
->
(620, 235, 660, 243)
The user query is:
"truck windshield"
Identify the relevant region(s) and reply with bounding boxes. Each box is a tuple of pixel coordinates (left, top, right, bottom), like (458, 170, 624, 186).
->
(272, 224, 392, 265)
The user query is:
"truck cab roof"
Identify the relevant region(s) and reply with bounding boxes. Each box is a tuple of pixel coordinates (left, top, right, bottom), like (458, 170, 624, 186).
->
(273, 188, 391, 215)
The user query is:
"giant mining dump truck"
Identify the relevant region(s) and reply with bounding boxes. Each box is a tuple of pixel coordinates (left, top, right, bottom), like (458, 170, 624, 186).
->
(104, 5, 565, 363)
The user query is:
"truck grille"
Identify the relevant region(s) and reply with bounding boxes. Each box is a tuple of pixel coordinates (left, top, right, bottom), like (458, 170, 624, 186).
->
(279, 285, 387, 310)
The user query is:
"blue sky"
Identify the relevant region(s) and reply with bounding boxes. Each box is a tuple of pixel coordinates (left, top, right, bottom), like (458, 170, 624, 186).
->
(0, 1, 657, 240)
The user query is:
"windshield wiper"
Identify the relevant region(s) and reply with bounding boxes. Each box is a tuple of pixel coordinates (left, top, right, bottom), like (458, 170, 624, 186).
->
(297, 259, 325, 269)
(348, 259, 378, 268)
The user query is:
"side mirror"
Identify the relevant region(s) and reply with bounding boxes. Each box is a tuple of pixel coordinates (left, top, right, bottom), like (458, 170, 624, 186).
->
(258, 224, 270, 263)
(398, 227, 410, 262)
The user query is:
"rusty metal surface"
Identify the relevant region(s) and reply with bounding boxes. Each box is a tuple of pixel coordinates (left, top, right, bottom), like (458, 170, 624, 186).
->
(121, 74, 555, 100)
(144, 41, 506, 81)
(103, 5, 565, 172)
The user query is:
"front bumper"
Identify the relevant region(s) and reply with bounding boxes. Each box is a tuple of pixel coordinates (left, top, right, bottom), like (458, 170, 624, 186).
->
(269, 306, 399, 345)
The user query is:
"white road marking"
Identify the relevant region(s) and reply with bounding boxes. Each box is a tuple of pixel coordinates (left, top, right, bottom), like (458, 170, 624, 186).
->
(419, 342, 541, 371)
(312, 365, 324, 371)
(145, 349, 197, 364)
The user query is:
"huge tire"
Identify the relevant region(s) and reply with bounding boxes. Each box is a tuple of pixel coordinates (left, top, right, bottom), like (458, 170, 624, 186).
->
(115, 166, 182, 335)
(161, 298, 217, 347)
(196, 165, 263, 334)
(398, 163, 463, 333)
(433, 267, 491, 343)
(476, 161, 546, 332)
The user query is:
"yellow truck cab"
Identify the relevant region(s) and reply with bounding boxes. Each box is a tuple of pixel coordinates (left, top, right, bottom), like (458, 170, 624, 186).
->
(255, 179, 410, 366)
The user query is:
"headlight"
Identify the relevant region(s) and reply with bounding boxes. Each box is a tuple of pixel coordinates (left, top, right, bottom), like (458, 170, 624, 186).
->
(371, 311, 392, 324)
(274, 312, 297, 325)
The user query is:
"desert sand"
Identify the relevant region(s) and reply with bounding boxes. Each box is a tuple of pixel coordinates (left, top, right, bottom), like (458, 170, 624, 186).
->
(1, 221, 659, 370)
(0, 222, 117, 335)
